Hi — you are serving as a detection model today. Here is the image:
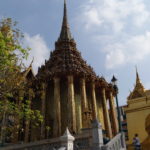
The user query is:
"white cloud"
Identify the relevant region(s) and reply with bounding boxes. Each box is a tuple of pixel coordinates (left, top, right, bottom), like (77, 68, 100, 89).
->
(84, 8, 103, 29)
(76, 0, 150, 69)
(105, 47, 125, 69)
(23, 33, 50, 74)
(78, 0, 149, 32)
(105, 31, 150, 69)
(145, 82, 150, 89)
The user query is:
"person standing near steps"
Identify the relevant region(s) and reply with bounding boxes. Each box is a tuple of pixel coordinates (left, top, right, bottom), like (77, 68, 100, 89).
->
(133, 134, 141, 150)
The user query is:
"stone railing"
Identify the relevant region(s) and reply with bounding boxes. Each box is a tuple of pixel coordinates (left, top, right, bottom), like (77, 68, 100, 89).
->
(0, 128, 73, 150)
(74, 132, 91, 150)
(101, 132, 126, 150)
(0, 120, 126, 150)
(0, 138, 62, 150)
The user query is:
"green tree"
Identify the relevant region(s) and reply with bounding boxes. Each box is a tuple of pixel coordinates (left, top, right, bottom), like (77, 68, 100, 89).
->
(0, 18, 43, 145)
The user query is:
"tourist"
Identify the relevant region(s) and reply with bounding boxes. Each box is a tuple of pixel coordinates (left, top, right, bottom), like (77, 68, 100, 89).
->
(133, 134, 141, 150)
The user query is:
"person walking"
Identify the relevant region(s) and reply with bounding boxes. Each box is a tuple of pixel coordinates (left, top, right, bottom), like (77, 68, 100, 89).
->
(133, 134, 141, 150)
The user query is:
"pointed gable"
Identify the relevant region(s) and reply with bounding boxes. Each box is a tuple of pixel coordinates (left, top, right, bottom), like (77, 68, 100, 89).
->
(128, 69, 145, 100)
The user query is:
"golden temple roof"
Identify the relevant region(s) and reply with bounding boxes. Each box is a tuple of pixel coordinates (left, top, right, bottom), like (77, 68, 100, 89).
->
(128, 68, 145, 100)
(37, 0, 96, 80)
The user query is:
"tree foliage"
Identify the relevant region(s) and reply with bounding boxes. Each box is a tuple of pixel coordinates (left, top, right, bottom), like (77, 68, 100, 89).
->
(0, 18, 43, 143)
(0, 18, 29, 99)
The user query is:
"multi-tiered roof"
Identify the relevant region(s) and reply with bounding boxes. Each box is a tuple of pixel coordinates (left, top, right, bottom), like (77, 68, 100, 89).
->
(37, 0, 96, 80)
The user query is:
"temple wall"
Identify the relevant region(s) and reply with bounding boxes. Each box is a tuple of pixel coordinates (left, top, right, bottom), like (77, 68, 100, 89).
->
(45, 80, 54, 136)
(74, 80, 82, 133)
(60, 77, 68, 134)
(126, 108, 150, 144)
(43, 79, 110, 138)
(96, 91, 100, 122)
(31, 94, 42, 141)
(125, 97, 150, 144)
(96, 91, 105, 130)
(86, 85, 92, 112)
(75, 93, 82, 132)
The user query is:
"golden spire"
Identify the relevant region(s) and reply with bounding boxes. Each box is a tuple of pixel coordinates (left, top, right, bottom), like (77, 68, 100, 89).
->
(59, 0, 72, 41)
(135, 67, 144, 89)
(136, 66, 140, 84)
(128, 67, 145, 100)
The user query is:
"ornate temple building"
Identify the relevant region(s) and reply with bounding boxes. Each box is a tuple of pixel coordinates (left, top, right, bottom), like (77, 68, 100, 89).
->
(23, 0, 119, 142)
(124, 69, 150, 145)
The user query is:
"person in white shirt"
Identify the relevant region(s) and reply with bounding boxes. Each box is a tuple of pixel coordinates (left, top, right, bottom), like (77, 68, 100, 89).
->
(133, 134, 141, 150)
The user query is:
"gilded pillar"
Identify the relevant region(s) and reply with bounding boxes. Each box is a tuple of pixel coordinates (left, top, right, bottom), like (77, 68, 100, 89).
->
(109, 92, 119, 135)
(91, 81, 97, 120)
(53, 77, 61, 137)
(80, 78, 88, 128)
(40, 83, 46, 139)
(102, 88, 112, 139)
(68, 75, 76, 133)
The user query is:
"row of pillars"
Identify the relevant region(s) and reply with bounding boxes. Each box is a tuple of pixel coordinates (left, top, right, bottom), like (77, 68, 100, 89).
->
(40, 75, 119, 139)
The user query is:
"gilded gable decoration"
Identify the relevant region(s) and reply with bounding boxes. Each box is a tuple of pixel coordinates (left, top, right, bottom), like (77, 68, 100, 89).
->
(128, 68, 145, 100)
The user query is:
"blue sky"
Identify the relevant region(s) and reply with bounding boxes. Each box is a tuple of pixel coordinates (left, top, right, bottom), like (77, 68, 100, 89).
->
(1, 0, 150, 105)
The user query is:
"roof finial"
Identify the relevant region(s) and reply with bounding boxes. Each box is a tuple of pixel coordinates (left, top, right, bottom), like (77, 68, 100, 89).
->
(135, 66, 140, 83)
(59, 0, 72, 41)
(128, 67, 145, 100)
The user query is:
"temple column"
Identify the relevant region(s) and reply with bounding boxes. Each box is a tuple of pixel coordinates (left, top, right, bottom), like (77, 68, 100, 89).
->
(91, 81, 97, 120)
(40, 82, 46, 139)
(68, 75, 76, 133)
(109, 92, 119, 135)
(53, 77, 61, 137)
(80, 78, 88, 128)
(102, 88, 112, 139)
